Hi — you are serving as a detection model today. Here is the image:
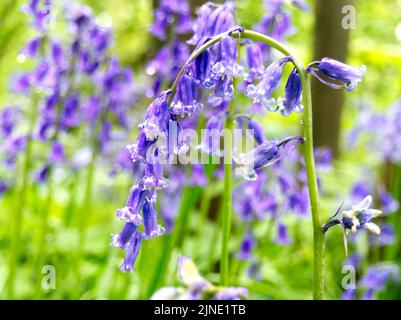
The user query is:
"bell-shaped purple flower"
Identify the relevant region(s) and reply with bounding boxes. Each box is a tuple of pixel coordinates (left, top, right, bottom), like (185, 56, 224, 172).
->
(49, 141, 65, 163)
(245, 56, 292, 111)
(234, 135, 304, 181)
(170, 75, 203, 117)
(246, 44, 265, 82)
(119, 231, 142, 272)
(188, 2, 236, 46)
(274, 222, 291, 245)
(142, 198, 165, 239)
(111, 222, 138, 249)
(307, 57, 366, 91)
(279, 68, 303, 116)
(237, 230, 255, 261)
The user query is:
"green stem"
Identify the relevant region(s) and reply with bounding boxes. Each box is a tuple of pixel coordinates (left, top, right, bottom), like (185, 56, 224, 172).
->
(299, 71, 324, 300)
(33, 176, 53, 296)
(221, 104, 234, 286)
(7, 95, 38, 299)
(76, 149, 97, 287)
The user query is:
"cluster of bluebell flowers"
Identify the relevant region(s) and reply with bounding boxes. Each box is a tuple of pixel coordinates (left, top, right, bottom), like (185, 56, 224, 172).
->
(114, 0, 367, 273)
(0, 0, 137, 191)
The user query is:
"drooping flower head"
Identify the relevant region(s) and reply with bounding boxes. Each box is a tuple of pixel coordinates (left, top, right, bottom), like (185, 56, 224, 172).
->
(234, 135, 304, 181)
(307, 57, 366, 91)
(323, 195, 382, 235)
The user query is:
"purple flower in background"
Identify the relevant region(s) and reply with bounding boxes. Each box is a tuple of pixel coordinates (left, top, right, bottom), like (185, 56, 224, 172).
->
(0, 107, 19, 138)
(188, 2, 236, 46)
(307, 58, 366, 91)
(274, 222, 291, 245)
(370, 223, 395, 246)
(341, 288, 356, 300)
(0, 181, 9, 196)
(360, 264, 399, 300)
(237, 229, 255, 261)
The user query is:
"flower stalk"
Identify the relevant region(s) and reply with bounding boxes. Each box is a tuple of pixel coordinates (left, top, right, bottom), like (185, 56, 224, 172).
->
(160, 28, 325, 298)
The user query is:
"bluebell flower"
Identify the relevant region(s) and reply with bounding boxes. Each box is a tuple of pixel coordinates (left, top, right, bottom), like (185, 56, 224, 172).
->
(323, 195, 382, 235)
(0, 106, 19, 138)
(274, 222, 291, 245)
(246, 44, 265, 82)
(20, 37, 42, 58)
(197, 115, 224, 156)
(142, 198, 165, 239)
(111, 222, 139, 249)
(119, 231, 143, 272)
(149, 0, 192, 41)
(138, 90, 170, 141)
(237, 229, 255, 261)
(234, 135, 304, 181)
(170, 75, 203, 117)
(188, 2, 236, 46)
(307, 57, 366, 91)
(0, 181, 9, 196)
(279, 68, 303, 116)
(360, 264, 399, 300)
(245, 56, 292, 111)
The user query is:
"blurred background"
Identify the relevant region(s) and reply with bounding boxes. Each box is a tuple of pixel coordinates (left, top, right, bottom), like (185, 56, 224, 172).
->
(1, 0, 401, 299)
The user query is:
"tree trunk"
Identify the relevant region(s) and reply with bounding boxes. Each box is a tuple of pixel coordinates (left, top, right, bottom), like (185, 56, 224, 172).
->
(312, 0, 354, 157)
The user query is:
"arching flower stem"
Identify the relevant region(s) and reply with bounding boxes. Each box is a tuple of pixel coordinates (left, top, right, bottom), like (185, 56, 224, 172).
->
(165, 28, 324, 299)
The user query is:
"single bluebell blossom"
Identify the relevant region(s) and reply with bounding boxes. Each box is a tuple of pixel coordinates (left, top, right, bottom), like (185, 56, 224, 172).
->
(307, 57, 366, 91)
(34, 163, 51, 184)
(248, 118, 267, 145)
(20, 37, 42, 58)
(0, 181, 9, 196)
(237, 229, 255, 261)
(119, 231, 143, 272)
(170, 75, 203, 117)
(197, 115, 224, 156)
(138, 90, 170, 141)
(245, 56, 292, 111)
(49, 141, 65, 163)
(111, 222, 139, 249)
(323, 195, 382, 235)
(245, 44, 265, 82)
(142, 198, 165, 239)
(279, 68, 303, 116)
(274, 222, 291, 245)
(0, 106, 19, 138)
(234, 135, 304, 181)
